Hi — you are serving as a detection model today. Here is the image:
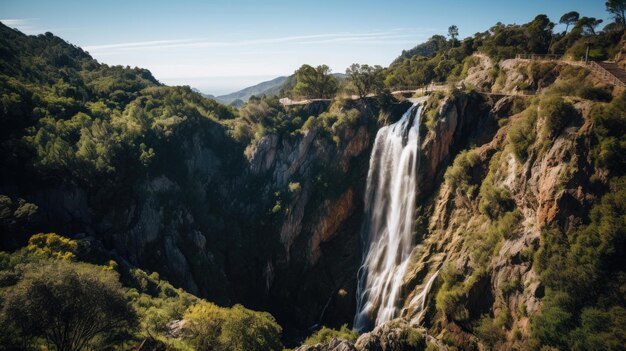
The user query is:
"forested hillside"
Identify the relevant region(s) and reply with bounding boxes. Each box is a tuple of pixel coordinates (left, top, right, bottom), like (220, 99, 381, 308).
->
(1, 4, 626, 350)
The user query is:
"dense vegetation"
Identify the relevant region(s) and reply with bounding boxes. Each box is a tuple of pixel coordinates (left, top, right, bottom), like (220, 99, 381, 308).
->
(532, 177, 626, 350)
(528, 89, 626, 350)
(0, 20, 290, 349)
(0, 233, 283, 350)
(0, 22, 244, 249)
(424, 5, 626, 349)
(385, 8, 624, 90)
(0, 2, 625, 350)
(272, 8, 625, 100)
(431, 59, 626, 351)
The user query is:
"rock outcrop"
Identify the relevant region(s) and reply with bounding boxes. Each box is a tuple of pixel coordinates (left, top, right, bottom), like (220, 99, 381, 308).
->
(296, 338, 357, 351)
(297, 319, 444, 351)
(391, 56, 612, 350)
(12, 97, 406, 337)
(303, 54, 618, 351)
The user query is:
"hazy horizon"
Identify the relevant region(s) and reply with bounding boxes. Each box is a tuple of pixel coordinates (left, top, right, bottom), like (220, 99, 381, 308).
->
(0, 0, 609, 96)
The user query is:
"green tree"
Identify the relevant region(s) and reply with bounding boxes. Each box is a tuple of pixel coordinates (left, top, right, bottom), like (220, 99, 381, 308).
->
(559, 11, 580, 32)
(525, 15, 555, 54)
(448, 25, 459, 42)
(345, 63, 385, 99)
(576, 17, 604, 35)
(293, 64, 338, 99)
(0, 195, 39, 249)
(0, 261, 136, 351)
(606, 0, 626, 27)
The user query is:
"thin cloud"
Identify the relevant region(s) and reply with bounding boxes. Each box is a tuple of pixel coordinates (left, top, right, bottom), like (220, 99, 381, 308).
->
(83, 30, 432, 53)
(84, 38, 202, 51)
(0, 18, 34, 26)
(0, 18, 63, 35)
(302, 33, 424, 44)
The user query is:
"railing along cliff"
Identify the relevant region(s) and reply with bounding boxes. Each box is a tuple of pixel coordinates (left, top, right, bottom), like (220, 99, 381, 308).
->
(515, 54, 625, 87)
(587, 61, 626, 87)
(280, 56, 626, 106)
(515, 54, 561, 61)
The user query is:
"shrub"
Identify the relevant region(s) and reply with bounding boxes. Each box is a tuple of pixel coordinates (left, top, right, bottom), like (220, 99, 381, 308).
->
(508, 107, 538, 163)
(26, 232, 79, 260)
(543, 66, 611, 103)
(527, 62, 557, 84)
(444, 149, 480, 194)
(495, 210, 522, 240)
(184, 301, 282, 351)
(589, 92, 626, 172)
(303, 324, 358, 345)
(510, 97, 529, 115)
(334, 108, 360, 129)
(475, 314, 506, 348)
(460, 56, 481, 79)
(398, 325, 426, 349)
(301, 116, 317, 131)
(435, 266, 475, 322)
(580, 86, 612, 102)
(478, 152, 515, 219)
(288, 182, 301, 193)
(296, 108, 361, 139)
(469, 210, 521, 267)
(539, 96, 575, 139)
(479, 183, 514, 219)
(493, 70, 508, 91)
(423, 91, 446, 130)
(502, 278, 523, 296)
(230, 122, 254, 143)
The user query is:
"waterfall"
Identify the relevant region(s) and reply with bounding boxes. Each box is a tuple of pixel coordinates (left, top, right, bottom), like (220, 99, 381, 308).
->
(407, 269, 439, 324)
(354, 100, 426, 332)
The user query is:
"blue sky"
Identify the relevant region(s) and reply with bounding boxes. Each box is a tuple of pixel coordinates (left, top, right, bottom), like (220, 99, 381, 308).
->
(0, 0, 610, 95)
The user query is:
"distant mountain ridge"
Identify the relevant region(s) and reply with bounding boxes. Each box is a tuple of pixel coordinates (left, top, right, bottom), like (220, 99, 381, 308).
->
(215, 76, 289, 104)
(212, 72, 347, 106)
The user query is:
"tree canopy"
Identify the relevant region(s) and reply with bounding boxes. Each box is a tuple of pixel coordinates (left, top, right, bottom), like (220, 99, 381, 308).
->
(1, 261, 136, 351)
(292, 64, 338, 99)
(448, 25, 459, 42)
(184, 300, 283, 351)
(576, 16, 604, 35)
(559, 11, 580, 32)
(606, 0, 626, 27)
(345, 63, 385, 99)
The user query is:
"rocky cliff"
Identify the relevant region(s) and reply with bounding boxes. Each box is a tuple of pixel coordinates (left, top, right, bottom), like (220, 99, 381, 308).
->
(399, 57, 622, 350)
(300, 56, 625, 350)
(10, 56, 620, 349)
(1, 88, 415, 338)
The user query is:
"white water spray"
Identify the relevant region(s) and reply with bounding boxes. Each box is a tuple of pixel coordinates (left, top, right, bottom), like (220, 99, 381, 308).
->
(354, 100, 426, 331)
(407, 269, 440, 324)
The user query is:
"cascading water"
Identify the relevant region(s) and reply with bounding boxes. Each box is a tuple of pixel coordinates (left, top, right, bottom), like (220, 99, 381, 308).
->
(354, 100, 425, 332)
